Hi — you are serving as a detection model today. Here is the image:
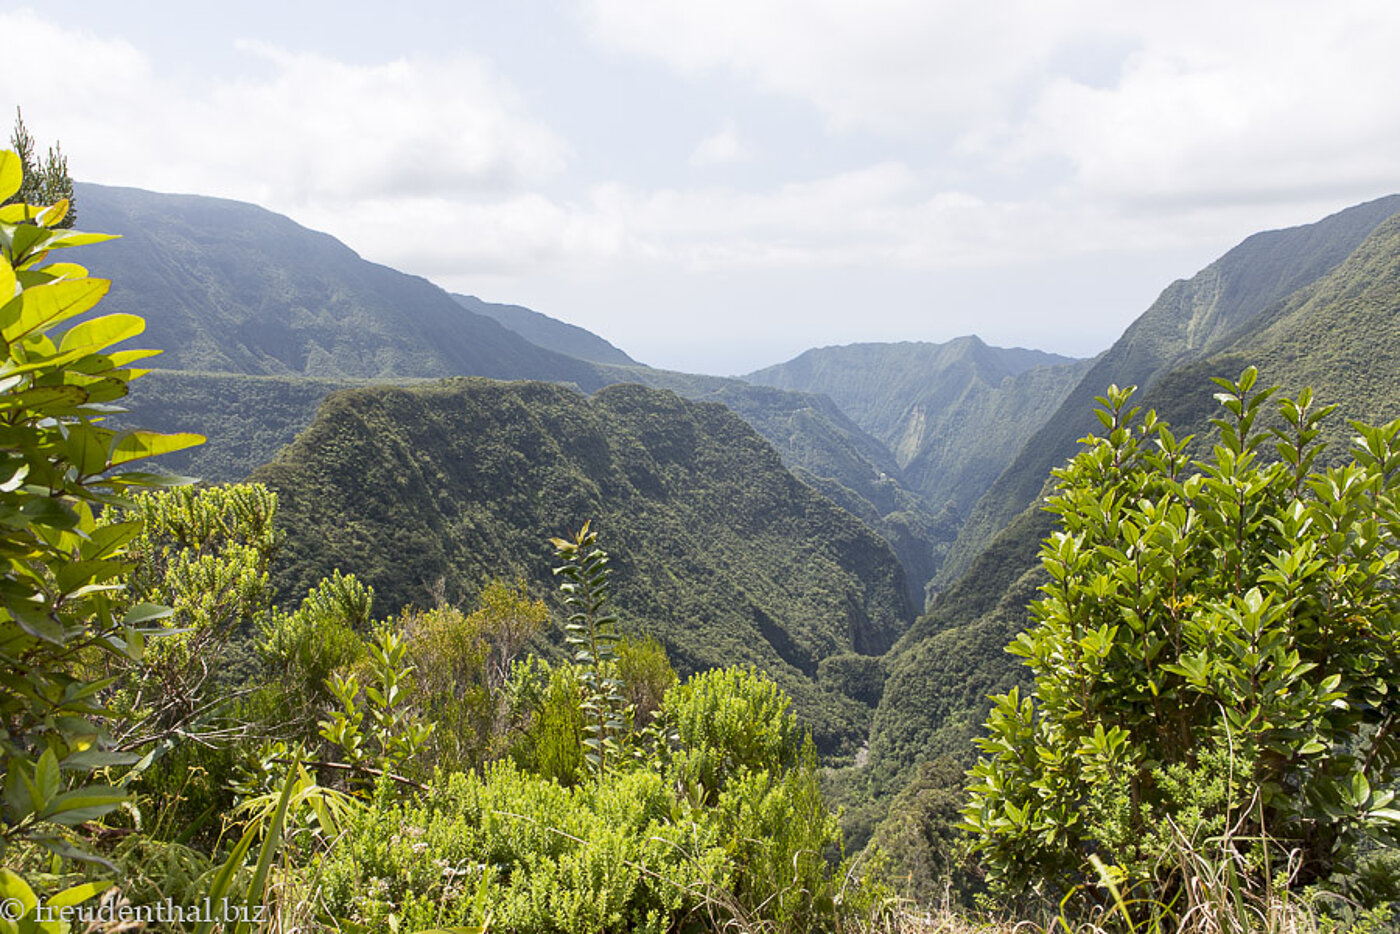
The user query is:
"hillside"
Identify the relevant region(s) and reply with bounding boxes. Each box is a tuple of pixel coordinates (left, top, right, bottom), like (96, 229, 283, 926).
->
(71, 183, 605, 387)
(251, 378, 915, 752)
(1148, 208, 1400, 442)
(744, 339, 1089, 529)
(84, 181, 1075, 608)
(942, 193, 1400, 585)
(453, 294, 639, 366)
(858, 194, 1400, 866)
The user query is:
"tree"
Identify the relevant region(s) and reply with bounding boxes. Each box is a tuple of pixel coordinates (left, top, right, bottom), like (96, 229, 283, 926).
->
(3, 109, 75, 227)
(0, 147, 201, 864)
(961, 370, 1400, 901)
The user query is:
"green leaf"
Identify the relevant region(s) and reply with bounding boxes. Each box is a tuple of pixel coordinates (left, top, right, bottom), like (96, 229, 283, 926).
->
(64, 424, 111, 477)
(41, 230, 119, 250)
(1351, 772, 1372, 807)
(0, 277, 109, 343)
(122, 602, 175, 626)
(36, 199, 69, 229)
(0, 256, 14, 305)
(0, 384, 89, 414)
(46, 880, 113, 910)
(59, 313, 145, 354)
(40, 785, 126, 825)
(0, 869, 38, 927)
(0, 151, 21, 201)
(108, 430, 205, 466)
(34, 748, 59, 808)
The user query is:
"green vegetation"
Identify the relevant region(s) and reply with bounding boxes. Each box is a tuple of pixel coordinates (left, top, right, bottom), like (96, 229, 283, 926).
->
(744, 338, 1089, 553)
(252, 377, 912, 753)
(945, 194, 1400, 587)
(4, 110, 74, 227)
(965, 373, 1400, 905)
(853, 195, 1400, 899)
(0, 155, 203, 866)
(0, 170, 888, 927)
(9, 118, 1400, 933)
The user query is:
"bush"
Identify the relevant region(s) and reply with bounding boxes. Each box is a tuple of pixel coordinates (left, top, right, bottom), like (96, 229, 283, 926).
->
(0, 149, 201, 863)
(664, 665, 802, 803)
(962, 371, 1400, 903)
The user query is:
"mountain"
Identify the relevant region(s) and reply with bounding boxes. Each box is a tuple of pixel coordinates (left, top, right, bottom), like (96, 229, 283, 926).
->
(71, 183, 604, 388)
(250, 378, 915, 752)
(82, 182, 1036, 606)
(743, 339, 1090, 581)
(119, 366, 949, 605)
(858, 194, 1400, 867)
(1147, 207, 1400, 443)
(452, 294, 639, 366)
(941, 194, 1400, 586)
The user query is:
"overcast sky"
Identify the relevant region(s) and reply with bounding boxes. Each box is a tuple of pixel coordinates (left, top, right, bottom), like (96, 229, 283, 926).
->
(3, 1, 1399, 374)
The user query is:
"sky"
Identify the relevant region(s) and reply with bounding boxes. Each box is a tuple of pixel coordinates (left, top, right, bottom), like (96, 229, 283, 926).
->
(3, 1, 1400, 375)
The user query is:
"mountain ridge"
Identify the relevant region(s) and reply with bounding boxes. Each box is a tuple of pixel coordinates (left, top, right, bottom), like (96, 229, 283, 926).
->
(939, 192, 1400, 586)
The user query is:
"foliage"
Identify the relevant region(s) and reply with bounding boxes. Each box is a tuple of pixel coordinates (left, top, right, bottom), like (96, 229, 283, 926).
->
(254, 569, 370, 741)
(109, 483, 281, 748)
(507, 658, 587, 786)
(256, 378, 908, 752)
(0, 148, 202, 864)
(3, 110, 74, 228)
(551, 522, 629, 776)
(615, 634, 677, 728)
(401, 580, 547, 771)
(665, 665, 802, 804)
(319, 666, 880, 934)
(962, 371, 1400, 903)
(318, 627, 435, 785)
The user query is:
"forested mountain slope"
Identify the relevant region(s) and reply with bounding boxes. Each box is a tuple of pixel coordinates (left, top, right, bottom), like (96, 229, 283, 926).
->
(864, 193, 1400, 812)
(86, 181, 1065, 607)
(942, 194, 1400, 585)
(251, 378, 914, 752)
(744, 339, 1089, 531)
(453, 293, 639, 365)
(72, 183, 604, 387)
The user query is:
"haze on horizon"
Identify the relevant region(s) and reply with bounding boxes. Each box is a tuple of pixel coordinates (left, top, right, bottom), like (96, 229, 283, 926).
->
(3, 0, 1399, 375)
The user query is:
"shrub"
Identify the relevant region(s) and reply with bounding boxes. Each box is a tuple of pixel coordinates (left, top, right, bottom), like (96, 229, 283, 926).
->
(0, 149, 201, 864)
(962, 371, 1400, 903)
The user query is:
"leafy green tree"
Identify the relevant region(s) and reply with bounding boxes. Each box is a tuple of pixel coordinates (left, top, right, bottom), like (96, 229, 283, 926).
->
(962, 370, 1400, 898)
(551, 522, 629, 777)
(3, 109, 75, 227)
(0, 148, 201, 863)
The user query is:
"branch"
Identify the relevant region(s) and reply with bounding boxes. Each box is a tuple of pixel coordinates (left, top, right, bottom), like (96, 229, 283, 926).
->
(269, 756, 427, 792)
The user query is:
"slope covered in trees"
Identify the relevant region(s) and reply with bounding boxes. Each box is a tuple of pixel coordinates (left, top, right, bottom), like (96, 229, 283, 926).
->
(744, 338, 1089, 546)
(252, 378, 914, 752)
(856, 195, 1400, 891)
(71, 183, 605, 386)
(942, 194, 1400, 585)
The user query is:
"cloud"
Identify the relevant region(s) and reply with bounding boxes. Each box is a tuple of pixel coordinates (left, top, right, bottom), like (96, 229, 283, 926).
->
(4, 4, 1398, 374)
(585, 0, 1400, 213)
(0, 9, 569, 210)
(689, 120, 749, 167)
(584, 0, 1113, 133)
